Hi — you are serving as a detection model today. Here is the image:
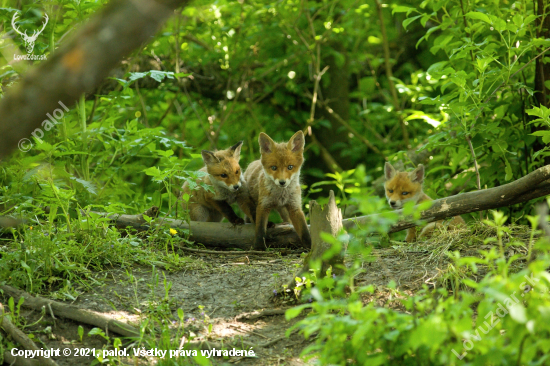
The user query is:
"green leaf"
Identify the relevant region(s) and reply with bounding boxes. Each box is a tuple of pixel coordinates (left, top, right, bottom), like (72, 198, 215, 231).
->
(466, 12, 491, 24)
(403, 15, 422, 30)
(508, 304, 527, 323)
(504, 158, 513, 181)
(392, 5, 414, 14)
(285, 304, 311, 320)
(70, 177, 97, 195)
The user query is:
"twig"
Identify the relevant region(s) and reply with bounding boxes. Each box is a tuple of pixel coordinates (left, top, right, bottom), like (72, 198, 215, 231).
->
(182, 82, 215, 145)
(465, 134, 482, 220)
(175, 245, 280, 256)
(135, 81, 149, 126)
(0, 302, 59, 366)
(235, 308, 290, 322)
(154, 97, 175, 127)
(374, 0, 409, 147)
(0, 285, 140, 338)
(473, 46, 550, 124)
(182, 34, 212, 51)
(307, 65, 329, 131)
(310, 132, 343, 173)
(322, 103, 383, 156)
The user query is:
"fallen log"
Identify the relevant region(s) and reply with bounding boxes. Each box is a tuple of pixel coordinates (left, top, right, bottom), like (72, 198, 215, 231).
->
(0, 302, 59, 366)
(0, 285, 140, 338)
(349, 165, 550, 233)
(90, 165, 550, 248)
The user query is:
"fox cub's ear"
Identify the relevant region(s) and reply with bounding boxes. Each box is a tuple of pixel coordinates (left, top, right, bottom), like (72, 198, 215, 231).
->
(230, 141, 243, 159)
(409, 164, 425, 183)
(384, 162, 396, 180)
(259, 133, 276, 154)
(201, 150, 220, 165)
(287, 130, 305, 152)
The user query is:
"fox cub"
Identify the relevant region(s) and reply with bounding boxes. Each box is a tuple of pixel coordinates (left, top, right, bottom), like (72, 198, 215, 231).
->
(384, 162, 465, 242)
(182, 141, 254, 224)
(244, 131, 311, 251)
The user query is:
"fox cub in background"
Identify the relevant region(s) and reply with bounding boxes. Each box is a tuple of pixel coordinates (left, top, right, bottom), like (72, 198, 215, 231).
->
(244, 131, 311, 251)
(384, 162, 465, 242)
(182, 141, 254, 225)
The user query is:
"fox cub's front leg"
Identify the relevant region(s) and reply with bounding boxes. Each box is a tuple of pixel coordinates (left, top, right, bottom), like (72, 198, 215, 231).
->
(286, 204, 311, 248)
(210, 199, 244, 225)
(253, 205, 271, 250)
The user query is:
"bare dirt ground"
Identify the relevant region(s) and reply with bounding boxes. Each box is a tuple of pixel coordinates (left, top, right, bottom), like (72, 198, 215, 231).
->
(3, 225, 524, 365)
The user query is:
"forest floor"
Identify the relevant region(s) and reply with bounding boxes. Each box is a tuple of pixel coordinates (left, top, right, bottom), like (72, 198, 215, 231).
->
(1, 224, 530, 365)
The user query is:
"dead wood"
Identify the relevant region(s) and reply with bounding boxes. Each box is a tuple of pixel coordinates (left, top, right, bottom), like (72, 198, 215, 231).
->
(0, 285, 140, 338)
(173, 245, 280, 256)
(0, 302, 59, 366)
(83, 165, 550, 248)
(2, 352, 42, 366)
(234, 308, 290, 322)
(346, 165, 550, 233)
(89, 211, 303, 250)
(303, 190, 345, 276)
(0, 0, 190, 159)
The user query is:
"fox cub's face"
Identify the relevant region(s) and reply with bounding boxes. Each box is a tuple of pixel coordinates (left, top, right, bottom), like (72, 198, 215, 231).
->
(259, 131, 304, 188)
(384, 162, 424, 209)
(202, 141, 243, 192)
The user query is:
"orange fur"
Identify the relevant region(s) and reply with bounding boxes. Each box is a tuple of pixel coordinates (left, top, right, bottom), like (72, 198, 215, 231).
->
(181, 141, 254, 224)
(243, 131, 311, 250)
(384, 162, 465, 242)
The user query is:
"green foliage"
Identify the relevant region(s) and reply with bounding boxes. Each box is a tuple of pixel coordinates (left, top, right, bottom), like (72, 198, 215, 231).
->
(2, 0, 550, 363)
(288, 209, 550, 365)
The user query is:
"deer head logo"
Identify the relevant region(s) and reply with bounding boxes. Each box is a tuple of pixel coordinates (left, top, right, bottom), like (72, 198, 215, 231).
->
(11, 12, 49, 54)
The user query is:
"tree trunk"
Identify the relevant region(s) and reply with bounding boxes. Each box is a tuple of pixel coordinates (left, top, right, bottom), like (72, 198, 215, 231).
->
(314, 42, 353, 170)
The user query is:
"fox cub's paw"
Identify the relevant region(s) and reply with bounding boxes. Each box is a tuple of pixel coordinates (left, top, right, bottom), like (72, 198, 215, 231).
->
(252, 239, 266, 251)
(231, 218, 245, 226)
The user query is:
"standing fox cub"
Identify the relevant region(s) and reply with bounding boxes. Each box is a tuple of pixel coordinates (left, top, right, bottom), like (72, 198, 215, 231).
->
(244, 131, 311, 251)
(384, 162, 465, 242)
(182, 141, 254, 224)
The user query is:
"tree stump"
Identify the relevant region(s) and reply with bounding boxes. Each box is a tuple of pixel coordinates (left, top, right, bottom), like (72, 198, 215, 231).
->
(304, 190, 346, 276)
(282, 190, 346, 298)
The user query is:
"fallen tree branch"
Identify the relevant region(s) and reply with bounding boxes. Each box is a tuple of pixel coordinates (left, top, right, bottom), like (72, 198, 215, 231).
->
(90, 165, 550, 247)
(0, 285, 140, 338)
(174, 246, 280, 256)
(2, 351, 42, 366)
(0, 0, 190, 159)
(347, 165, 550, 233)
(235, 308, 290, 322)
(89, 212, 303, 250)
(0, 302, 59, 366)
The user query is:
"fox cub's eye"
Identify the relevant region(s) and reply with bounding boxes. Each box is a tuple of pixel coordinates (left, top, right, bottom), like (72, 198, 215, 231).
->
(221, 174, 228, 178)
(402, 191, 409, 195)
(236, 169, 240, 174)
(271, 166, 277, 171)
(388, 189, 394, 193)
(287, 165, 294, 170)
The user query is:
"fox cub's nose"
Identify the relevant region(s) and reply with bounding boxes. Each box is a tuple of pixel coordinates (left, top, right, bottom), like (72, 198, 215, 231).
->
(278, 180, 286, 186)
(233, 184, 241, 190)
(389, 201, 397, 207)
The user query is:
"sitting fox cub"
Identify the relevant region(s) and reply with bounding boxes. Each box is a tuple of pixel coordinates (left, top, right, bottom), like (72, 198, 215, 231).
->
(384, 162, 465, 242)
(244, 131, 311, 251)
(182, 141, 254, 224)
